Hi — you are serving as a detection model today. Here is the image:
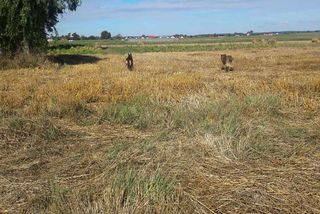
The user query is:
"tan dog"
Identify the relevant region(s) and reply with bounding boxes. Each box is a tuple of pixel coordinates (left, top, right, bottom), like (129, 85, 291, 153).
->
(221, 54, 234, 72)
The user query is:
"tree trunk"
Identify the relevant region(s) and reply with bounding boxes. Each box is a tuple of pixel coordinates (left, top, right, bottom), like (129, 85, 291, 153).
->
(23, 27, 30, 56)
(23, 37, 30, 56)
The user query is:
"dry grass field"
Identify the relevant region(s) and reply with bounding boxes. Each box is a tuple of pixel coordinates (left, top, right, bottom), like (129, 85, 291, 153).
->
(1, 46, 320, 213)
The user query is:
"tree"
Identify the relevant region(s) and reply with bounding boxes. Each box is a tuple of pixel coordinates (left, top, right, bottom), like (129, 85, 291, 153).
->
(72, 32, 80, 40)
(115, 33, 122, 39)
(0, 0, 81, 55)
(247, 30, 254, 35)
(101, 31, 111, 40)
(66, 33, 72, 40)
(80, 35, 87, 40)
(88, 35, 97, 40)
(52, 32, 60, 43)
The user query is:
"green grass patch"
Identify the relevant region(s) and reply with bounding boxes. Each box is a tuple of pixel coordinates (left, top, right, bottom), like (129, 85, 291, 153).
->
(6, 115, 67, 142)
(48, 46, 106, 55)
(121, 42, 319, 54)
(51, 32, 320, 47)
(49, 42, 320, 55)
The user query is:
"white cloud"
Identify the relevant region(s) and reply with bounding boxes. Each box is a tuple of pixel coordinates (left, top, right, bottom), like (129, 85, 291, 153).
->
(62, 0, 269, 20)
(280, 20, 289, 24)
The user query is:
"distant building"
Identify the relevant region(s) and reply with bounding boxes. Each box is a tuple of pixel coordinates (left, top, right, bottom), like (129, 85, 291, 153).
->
(47, 38, 54, 42)
(61, 37, 67, 40)
(128, 37, 179, 42)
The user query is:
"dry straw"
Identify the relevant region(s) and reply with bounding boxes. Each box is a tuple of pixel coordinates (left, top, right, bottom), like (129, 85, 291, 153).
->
(252, 39, 260, 44)
(1, 46, 320, 213)
(268, 38, 277, 44)
(95, 42, 102, 48)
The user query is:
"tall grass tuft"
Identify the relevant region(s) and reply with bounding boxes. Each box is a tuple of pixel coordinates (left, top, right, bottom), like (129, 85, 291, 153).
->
(0, 53, 52, 70)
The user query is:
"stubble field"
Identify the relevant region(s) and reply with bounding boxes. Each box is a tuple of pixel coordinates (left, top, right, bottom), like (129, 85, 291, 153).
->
(1, 45, 320, 213)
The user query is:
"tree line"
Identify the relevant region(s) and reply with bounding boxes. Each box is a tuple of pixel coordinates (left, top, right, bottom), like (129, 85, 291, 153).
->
(53, 31, 112, 41)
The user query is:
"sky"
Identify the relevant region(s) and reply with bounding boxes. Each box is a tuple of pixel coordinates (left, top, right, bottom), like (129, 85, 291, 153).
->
(55, 0, 320, 37)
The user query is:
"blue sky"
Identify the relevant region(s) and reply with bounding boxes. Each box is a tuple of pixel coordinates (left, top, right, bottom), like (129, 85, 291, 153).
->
(55, 0, 320, 37)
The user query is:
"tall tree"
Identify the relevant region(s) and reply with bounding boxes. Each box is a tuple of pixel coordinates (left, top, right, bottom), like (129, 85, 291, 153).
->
(88, 35, 97, 40)
(80, 35, 87, 40)
(66, 33, 71, 40)
(0, 0, 81, 55)
(101, 31, 111, 40)
(72, 32, 80, 40)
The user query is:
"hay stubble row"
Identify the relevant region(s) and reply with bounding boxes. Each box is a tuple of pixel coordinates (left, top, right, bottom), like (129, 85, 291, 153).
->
(1, 47, 319, 115)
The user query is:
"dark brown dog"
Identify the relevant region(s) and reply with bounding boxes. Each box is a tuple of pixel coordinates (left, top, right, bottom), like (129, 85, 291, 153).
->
(126, 53, 133, 70)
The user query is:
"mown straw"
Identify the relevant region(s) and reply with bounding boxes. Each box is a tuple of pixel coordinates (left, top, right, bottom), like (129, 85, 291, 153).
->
(1, 46, 320, 213)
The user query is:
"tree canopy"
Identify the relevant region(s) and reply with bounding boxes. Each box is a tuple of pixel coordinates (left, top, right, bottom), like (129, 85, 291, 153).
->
(0, 0, 81, 55)
(72, 32, 80, 40)
(101, 31, 111, 40)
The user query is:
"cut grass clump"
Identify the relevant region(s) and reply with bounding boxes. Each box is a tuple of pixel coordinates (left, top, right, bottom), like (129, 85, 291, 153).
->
(36, 168, 182, 214)
(8, 116, 26, 131)
(99, 94, 287, 161)
(44, 101, 96, 123)
(6, 115, 66, 141)
(100, 94, 282, 135)
(100, 95, 156, 129)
